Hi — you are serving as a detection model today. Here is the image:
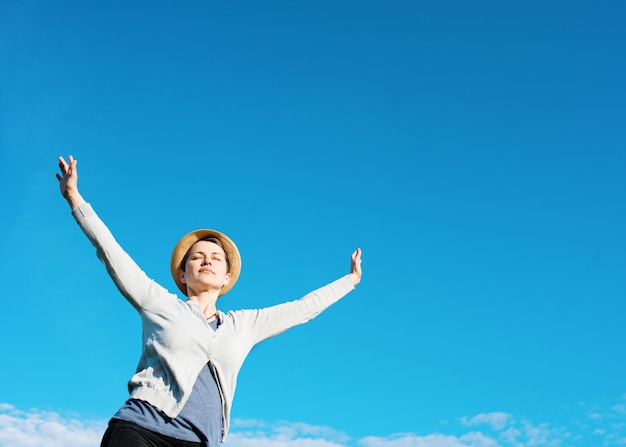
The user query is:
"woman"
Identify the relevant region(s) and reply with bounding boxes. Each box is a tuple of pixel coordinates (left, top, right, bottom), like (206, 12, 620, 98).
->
(56, 155, 362, 447)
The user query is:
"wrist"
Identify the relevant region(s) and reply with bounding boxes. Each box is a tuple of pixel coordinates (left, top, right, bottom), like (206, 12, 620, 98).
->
(65, 190, 85, 210)
(349, 272, 360, 286)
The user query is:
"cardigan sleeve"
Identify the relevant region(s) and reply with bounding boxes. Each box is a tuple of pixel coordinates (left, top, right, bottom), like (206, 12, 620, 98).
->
(72, 203, 176, 311)
(238, 275, 355, 344)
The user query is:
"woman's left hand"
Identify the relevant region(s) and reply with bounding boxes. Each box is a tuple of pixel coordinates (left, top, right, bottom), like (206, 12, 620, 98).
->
(349, 248, 362, 286)
(56, 155, 85, 209)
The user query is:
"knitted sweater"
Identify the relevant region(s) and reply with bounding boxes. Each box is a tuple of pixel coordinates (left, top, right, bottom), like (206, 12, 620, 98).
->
(72, 203, 355, 442)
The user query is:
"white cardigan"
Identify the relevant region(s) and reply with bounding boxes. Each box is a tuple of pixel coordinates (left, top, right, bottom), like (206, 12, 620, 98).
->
(72, 203, 355, 441)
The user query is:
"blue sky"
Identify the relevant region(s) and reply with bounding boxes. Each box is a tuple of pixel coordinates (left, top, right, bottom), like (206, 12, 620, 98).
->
(1, 1, 625, 446)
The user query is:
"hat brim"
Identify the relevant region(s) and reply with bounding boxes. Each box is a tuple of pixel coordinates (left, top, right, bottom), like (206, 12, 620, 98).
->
(170, 229, 241, 297)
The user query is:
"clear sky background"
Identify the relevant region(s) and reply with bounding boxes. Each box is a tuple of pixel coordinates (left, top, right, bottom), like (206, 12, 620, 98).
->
(1, 1, 625, 446)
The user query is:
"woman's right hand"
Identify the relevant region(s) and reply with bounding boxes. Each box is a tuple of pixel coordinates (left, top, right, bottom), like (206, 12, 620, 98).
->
(56, 155, 85, 209)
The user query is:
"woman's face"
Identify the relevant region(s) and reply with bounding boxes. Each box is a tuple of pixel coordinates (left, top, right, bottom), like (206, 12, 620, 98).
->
(180, 240, 231, 296)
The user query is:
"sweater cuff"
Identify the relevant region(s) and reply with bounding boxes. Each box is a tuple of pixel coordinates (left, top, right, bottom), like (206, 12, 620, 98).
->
(71, 202, 95, 219)
(334, 274, 357, 296)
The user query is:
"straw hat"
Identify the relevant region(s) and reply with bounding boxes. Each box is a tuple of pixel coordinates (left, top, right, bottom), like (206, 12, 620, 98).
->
(170, 229, 241, 296)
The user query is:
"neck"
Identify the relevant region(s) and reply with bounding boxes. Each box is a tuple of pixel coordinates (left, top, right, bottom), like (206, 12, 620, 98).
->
(187, 289, 220, 319)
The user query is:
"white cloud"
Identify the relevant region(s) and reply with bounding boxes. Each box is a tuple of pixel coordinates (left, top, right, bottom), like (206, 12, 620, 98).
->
(3, 398, 626, 447)
(359, 432, 496, 447)
(519, 421, 556, 447)
(458, 432, 501, 447)
(459, 413, 512, 431)
(0, 404, 106, 447)
(228, 419, 350, 447)
(497, 427, 521, 447)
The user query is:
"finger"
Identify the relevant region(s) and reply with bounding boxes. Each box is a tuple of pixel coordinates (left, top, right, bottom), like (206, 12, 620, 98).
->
(69, 156, 78, 173)
(58, 156, 69, 174)
(351, 249, 362, 272)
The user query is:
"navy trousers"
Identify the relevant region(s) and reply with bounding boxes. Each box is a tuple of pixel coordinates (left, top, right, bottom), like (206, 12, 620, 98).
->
(101, 419, 203, 447)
